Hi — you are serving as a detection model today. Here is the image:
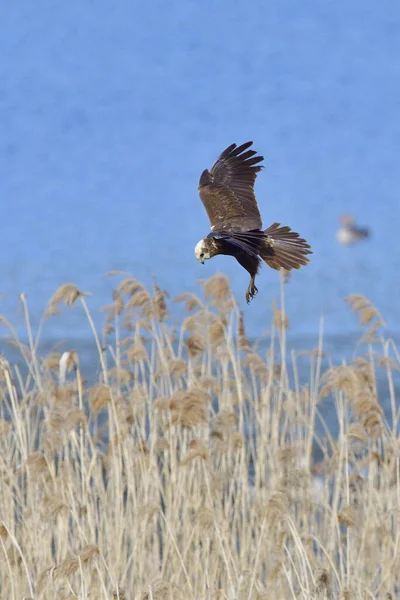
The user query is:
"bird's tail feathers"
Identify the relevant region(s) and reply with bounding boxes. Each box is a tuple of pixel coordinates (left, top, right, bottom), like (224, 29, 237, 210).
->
(261, 223, 312, 271)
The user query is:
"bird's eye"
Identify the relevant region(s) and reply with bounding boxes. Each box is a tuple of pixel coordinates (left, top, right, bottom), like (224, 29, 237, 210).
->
(200, 253, 204, 259)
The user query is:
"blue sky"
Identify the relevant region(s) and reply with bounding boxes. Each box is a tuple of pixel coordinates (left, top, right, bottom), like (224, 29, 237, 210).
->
(1, 0, 400, 342)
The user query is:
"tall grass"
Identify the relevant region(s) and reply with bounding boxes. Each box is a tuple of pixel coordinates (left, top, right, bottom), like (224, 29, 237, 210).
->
(0, 273, 399, 599)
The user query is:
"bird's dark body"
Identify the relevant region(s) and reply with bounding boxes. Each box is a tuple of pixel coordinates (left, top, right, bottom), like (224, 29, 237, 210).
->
(196, 141, 312, 303)
(208, 232, 263, 278)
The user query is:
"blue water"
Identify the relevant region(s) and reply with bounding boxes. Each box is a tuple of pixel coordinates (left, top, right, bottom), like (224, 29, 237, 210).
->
(1, 0, 400, 351)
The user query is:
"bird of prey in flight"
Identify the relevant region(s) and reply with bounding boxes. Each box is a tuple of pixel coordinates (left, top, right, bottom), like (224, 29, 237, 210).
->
(195, 141, 312, 303)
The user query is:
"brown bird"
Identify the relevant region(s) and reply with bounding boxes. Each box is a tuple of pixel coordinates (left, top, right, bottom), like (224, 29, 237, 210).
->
(194, 141, 312, 303)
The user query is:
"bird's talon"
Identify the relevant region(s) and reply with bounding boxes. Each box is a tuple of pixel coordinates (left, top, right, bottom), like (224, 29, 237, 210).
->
(246, 285, 258, 304)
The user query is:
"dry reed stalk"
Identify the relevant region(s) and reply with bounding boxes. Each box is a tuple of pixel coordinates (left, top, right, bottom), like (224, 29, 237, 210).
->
(167, 388, 210, 428)
(238, 312, 251, 352)
(127, 289, 153, 317)
(128, 343, 149, 362)
(180, 439, 209, 465)
(174, 292, 204, 312)
(280, 268, 291, 284)
(89, 384, 112, 414)
(1, 280, 400, 599)
(153, 284, 169, 322)
(201, 273, 232, 305)
(167, 359, 187, 378)
(47, 283, 88, 309)
(345, 293, 385, 342)
(273, 302, 289, 331)
(185, 334, 205, 357)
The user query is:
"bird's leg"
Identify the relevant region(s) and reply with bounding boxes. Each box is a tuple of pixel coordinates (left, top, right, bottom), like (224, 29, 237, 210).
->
(245, 276, 258, 304)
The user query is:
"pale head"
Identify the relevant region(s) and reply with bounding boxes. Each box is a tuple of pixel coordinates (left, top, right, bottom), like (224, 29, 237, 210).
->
(194, 238, 212, 264)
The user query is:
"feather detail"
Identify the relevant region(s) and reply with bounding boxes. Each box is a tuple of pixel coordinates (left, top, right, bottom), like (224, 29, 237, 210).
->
(198, 142, 264, 231)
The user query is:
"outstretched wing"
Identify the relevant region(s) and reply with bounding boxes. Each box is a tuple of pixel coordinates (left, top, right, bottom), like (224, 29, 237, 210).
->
(198, 141, 264, 232)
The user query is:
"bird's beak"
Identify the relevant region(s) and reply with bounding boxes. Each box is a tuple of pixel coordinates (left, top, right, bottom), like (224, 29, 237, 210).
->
(200, 260, 204, 265)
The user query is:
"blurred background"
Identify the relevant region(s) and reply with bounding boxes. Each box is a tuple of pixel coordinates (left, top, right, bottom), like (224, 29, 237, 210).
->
(1, 0, 400, 355)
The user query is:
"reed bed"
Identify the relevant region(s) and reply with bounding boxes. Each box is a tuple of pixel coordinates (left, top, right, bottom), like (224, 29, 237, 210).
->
(0, 273, 399, 599)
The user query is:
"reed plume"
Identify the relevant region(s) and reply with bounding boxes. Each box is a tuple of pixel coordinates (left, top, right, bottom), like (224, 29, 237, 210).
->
(0, 282, 397, 600)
